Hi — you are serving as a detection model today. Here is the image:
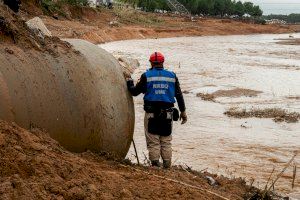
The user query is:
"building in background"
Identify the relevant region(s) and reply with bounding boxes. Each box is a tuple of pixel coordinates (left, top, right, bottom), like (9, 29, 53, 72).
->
(89, 0, 113, 8)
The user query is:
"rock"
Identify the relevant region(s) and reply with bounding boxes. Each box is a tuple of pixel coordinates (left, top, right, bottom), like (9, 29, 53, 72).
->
(205, 176, 218, 186)
(87, 184, 97, 192)
(26, 17, 52, 39)
(65, 186, 85, 199)
(0, 133, 5, 146)
(5, 48, 14, 54)
(109, 20, 119, 27)
(120, 188, 133, 199)
(14, 145, 22, 151)
(241, 121, 252, 128)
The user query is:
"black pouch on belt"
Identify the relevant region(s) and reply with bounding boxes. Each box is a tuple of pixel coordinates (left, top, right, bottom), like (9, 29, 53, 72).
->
(172, 108, 179, 121)
(148, 109, 173, 136)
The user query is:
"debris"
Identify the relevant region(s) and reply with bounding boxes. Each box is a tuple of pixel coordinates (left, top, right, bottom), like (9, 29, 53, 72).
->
(287, 96, 300, 100)
(277, 38, 300, 45)
(197, 88, 262, 102)
(4, 47, 14, 54)
(224, 107, 300, 123)
(26, 17, 52, 39)
(196, 93, 216, 102)
(266, 154, 298, 194)
(213, 88, 262, 98)
(132, 139, 140, 165)
(240, 121, 251, 128)
(109, 20, 119, 27)
(292, 164, 296, 189)
(205, 176, 218, 186)
(120, 164, 229, 200)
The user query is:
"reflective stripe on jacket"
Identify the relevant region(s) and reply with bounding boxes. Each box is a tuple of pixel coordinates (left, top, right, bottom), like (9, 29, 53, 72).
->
(144, 68, 176, 103)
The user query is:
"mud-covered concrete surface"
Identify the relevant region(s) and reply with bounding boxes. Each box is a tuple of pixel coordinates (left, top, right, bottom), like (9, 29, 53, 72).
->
(0, 5, 134, 157)
(0, 120, 272, 200)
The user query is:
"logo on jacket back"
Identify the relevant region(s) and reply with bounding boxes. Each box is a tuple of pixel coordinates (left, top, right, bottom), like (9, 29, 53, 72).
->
(144, 69, 176, 103)
(153, 83, 169, 94)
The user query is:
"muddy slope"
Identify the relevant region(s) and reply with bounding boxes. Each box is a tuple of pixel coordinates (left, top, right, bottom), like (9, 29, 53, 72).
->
(16, 2, 300, 44)
(0, 120, 265, 200)
(42, 9, 300, 44)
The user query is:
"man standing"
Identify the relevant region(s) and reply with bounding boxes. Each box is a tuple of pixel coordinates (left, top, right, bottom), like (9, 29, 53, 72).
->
(127, 52, 187, 169)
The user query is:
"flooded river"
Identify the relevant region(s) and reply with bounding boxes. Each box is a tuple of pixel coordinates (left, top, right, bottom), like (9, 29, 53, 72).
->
(100, 34, 300, 196)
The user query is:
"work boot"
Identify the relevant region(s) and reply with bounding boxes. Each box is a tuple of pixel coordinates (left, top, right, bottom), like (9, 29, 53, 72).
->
(151, 160, 160, 167)
(163, 160, 171, 169)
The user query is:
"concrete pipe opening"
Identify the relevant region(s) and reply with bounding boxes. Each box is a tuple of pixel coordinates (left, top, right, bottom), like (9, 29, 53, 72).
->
(0, 39, 134, 158)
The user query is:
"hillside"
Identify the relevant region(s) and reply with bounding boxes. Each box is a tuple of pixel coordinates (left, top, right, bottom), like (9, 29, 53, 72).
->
(18, 2, 300, 44)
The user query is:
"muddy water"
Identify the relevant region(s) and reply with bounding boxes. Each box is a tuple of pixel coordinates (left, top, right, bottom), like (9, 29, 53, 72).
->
(100, 34, 300, 196)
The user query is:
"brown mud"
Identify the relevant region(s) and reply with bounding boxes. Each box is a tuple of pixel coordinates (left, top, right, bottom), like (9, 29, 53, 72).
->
(287, 96, 300, 100)
(197, 88, 262, 102)
(197, 93, 216, 102)
(0, 120, 272, 200)
(224, 107, 300, 123)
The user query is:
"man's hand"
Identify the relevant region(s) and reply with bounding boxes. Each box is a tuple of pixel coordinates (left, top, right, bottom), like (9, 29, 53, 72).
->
(123, 70, 132, 79)
(180, 111, 187, 124)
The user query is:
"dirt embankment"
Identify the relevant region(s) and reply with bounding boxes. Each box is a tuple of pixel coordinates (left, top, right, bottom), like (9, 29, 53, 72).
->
(18, 3, 300, 44)
(0, 120, 271, 200)
(0, 3, 73, 54)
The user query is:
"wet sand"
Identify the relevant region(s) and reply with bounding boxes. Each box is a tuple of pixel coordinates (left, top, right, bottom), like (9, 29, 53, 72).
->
(100, 33, 300, 196)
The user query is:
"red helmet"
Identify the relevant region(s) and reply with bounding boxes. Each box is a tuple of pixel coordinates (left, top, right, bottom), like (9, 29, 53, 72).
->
(149, 52, 165, 64)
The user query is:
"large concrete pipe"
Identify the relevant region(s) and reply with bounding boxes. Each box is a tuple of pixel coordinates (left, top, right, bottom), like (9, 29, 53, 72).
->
(0, 39, 134, 158)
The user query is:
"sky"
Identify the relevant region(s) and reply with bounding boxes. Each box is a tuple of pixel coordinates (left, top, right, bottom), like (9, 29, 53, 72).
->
(241, 0, 300, 15)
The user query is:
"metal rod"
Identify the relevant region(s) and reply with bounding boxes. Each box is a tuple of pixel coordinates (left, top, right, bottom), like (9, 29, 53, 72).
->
(132, 139, 140, 165)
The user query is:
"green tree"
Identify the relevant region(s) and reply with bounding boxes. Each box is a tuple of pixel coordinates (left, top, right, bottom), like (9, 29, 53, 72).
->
(117, 0, 262, 17)
(214, 0, 226, 16)
(243, 1, 254, 15)
(234, 1, 245, 17)
(224, 0, 234, 15)
(251, 5, 262, 17)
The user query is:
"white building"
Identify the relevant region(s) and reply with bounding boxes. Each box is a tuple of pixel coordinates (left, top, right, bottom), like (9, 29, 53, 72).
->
(89, 0, 113, 7)
(265, 19, 287, 25)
